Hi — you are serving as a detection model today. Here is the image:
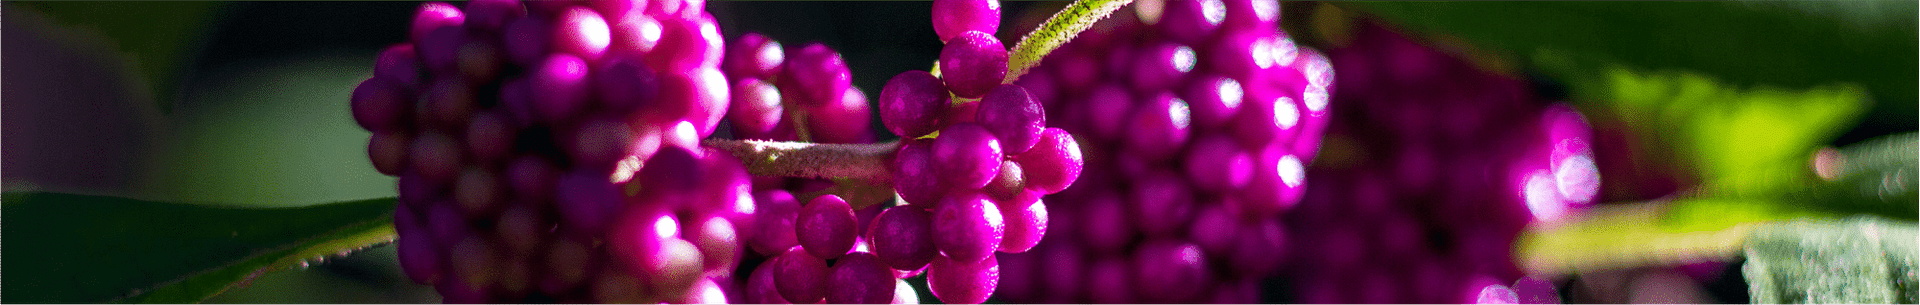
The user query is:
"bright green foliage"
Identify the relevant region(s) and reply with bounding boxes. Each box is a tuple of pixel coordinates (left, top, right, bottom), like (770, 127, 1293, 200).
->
(1600, 68, 1864, 197)
(0, 193, 397, 303)
(1745, 216, 1918, 304)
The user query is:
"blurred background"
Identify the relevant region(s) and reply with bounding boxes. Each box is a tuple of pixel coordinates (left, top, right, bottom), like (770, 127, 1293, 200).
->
(3, 1, 1912, 303)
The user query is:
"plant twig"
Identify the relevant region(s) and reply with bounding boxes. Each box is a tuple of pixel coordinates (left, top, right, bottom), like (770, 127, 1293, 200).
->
(702, 139, 900, 183)
(1004, 0, 1134, 83)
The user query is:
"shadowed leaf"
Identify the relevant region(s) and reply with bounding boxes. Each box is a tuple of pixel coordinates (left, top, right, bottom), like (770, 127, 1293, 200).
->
(0, 192, 396, 303)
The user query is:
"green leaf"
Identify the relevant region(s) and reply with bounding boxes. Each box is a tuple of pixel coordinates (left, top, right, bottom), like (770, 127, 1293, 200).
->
(1533, 60, 1869, 197)
(1516, 135, 1916, 276)
(1003, 0, 1133, 83)
(1744, 216, 1918, 304)
(0, 192, 397, 303)
(1515, 201, 1764, 276)
(1333, 2, 1916, 140)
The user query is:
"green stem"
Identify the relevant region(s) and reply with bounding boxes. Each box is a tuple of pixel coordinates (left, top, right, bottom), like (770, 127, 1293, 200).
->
(1003, 0, 1134, 83)
(701, 139, 900, 183)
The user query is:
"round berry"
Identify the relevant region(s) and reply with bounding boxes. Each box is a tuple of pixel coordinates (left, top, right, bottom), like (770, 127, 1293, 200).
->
(976, 84, 1045, 154)
(931, 0, 1000, 42)
(938, 31, 1009, 99)
(879, 70, 950, 138)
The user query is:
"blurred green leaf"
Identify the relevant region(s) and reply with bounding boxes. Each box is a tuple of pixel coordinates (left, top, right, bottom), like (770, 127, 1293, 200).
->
(1336, 2, 1916, 143)
(0, 192, 396, 303)
(1530, 56, 1869, 198)
(1744, 216, 1918, 304)
(1520, 133, 1918, 277)
(1516, 201, 1766, 276)
(1809, 133, 1919, 219)
(9, 2, 223, 110)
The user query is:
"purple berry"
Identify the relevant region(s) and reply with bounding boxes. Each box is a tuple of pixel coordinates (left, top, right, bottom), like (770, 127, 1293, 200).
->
(351, 77, 411, 132)
(931, 0, 1000, 42)
(723, 33, 785, 80)
(931, 123, 1003, 189)
(608, 12, 664, 55)
(1123, 92, 1192, 161)
(926, 253, 999, 304)
(995, 196, 1046, 253)
(750, 190, 803, 256)
(892, 140, 946, 207)
(1132, 241, 1210, 303)
(1128, 43, 1196, 94)
(411, 2, 465, 45)
(593, 53, 661, 112)
(826, 252, 896, 304)
(976, 84, 1045, 154)
(529, 54, 591, 123)
(938, 31, 1009, 98)
(1157, 0, 1226, 44)
(879, 70, 950, 138)
(869, 205, 938, 270)
(779, 43, 852, 108)
(773, 246, 829, 303)
(797, 194, 858, 259)
(727, 77, 785, 139)
(932, 193, 1004, 263)
(374, 44, 425, 89)
(368, 130, 412, 176)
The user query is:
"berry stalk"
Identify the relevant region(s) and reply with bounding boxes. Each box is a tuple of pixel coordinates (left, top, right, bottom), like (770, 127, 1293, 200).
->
(701, 138, 900, 183)
(1003, 0, 1133, 83)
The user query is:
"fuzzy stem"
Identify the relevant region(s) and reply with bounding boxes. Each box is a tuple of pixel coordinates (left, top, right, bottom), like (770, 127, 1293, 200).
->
(1004, 0, 1134, 83)
(702, 139, 901, 183)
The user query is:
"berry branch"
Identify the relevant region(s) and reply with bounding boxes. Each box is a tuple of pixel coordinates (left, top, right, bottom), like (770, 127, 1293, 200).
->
(1003, 0, 1134, 83)
(702, 138, 900, 183)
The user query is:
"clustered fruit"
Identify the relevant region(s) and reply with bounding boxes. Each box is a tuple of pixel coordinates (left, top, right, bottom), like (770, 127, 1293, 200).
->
(354, 0, 1608, 303)
(351, 0, 750, 302)
(861, 0, 1089, 303)
(1279, 20, 1596, 303)
(990, 0, 1331, 303)
(716, 32, 918, 304)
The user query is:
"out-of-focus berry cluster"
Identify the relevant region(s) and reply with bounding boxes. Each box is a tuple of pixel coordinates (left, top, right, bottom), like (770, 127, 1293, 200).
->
(1280, 20, 1597, 303)
(350, 0, 751, 302)
(993, 0, 1332, 302)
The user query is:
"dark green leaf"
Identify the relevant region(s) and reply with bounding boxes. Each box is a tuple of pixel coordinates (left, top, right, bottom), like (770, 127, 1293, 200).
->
(1744, 216, 1918, 304)
(1334, 2, 1916, 144)
(0, 192, 397, 303)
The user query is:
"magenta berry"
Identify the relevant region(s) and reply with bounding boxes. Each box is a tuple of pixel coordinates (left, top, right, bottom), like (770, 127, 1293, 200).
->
(937, 31, 1008, 99)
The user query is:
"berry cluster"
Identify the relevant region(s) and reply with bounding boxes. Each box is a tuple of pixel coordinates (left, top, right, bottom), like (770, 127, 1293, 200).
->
(722, 33, 875, 144)
(991, 0, 1332, 303)
(715, 33, 920, 304)
(862, 0, 1087, 303)
(1280, 20, 1598, 303)
(350, 0, 750, 302)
